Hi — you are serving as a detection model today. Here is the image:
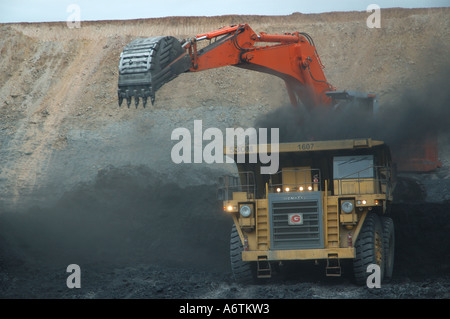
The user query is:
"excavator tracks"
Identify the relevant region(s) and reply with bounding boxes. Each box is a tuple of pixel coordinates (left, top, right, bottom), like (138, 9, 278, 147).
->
(118, 36, 190, 108)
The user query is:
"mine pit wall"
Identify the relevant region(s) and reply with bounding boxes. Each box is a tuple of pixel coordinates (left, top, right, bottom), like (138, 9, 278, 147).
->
(1, 8, 450, 211)
(0, 106, 247, 211)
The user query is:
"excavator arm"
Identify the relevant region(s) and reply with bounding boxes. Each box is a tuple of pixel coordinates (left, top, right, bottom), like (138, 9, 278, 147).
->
(118, 24, 335, 109)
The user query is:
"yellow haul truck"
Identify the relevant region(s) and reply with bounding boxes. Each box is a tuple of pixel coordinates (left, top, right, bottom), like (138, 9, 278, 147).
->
(218, 138, 395, 285)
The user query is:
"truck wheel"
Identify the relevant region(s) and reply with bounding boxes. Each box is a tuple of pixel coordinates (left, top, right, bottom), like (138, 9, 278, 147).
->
(381, 216, 395, 282)
(230, 224, 256, 284)
(353, 213, 385, 285)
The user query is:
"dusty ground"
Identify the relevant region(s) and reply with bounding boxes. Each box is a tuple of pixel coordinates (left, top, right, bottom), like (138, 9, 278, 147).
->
(0, 169, 449, 299)
(1, 8, 450, 300)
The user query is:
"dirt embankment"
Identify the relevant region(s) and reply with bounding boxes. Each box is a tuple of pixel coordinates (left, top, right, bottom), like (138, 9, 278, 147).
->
(0, 8, 450, 299)
(1, 7, 450, 209)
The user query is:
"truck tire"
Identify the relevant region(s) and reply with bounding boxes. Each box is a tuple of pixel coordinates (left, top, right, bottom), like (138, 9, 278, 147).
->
(230, 224, 256, 284)
(353, 213, 385, 285)
(381, 216, 395, 282)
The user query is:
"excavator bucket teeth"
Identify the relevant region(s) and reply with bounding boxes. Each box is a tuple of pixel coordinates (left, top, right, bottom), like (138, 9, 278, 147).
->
(118, 36, 191, 108)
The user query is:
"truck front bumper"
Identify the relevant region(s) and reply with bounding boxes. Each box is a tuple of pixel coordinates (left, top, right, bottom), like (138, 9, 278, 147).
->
(242, 248, 355, 261)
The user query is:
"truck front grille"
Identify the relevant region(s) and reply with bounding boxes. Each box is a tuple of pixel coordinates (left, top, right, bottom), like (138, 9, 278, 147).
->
(269, 193, 324, 250)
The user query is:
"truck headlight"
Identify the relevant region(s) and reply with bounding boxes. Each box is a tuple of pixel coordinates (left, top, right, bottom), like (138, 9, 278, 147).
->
(341, 201, 354, 214)
(240, 205, 252, 218)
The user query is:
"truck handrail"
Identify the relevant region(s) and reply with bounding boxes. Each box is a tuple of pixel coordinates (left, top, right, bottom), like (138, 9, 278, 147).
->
(269, 168, 322, 193)
(217, 171, 256, 200)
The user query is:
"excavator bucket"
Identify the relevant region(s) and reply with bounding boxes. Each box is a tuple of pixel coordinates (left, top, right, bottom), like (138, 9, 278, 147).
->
(118, 36, 191, 108)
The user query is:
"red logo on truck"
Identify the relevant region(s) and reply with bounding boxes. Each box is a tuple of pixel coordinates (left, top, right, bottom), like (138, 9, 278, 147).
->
(288, 213, 303, 225)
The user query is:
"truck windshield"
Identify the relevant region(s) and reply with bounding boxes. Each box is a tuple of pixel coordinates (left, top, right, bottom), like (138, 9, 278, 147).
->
(333, 155, 374, 179)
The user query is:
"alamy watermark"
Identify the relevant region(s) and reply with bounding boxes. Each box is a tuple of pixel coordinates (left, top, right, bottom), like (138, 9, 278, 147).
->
(66, 4, 81, 29)
(170, 120, 279, 174)
(367, 264, 381, 288)
(66, 264, 81, 288)
(367, 4, 381, 28)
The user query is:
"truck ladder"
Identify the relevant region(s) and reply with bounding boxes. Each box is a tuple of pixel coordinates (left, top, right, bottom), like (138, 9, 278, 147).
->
(256, 206, 269, 250)
(257, 256, 272, 279)
(326, 204, 340, 248)
(326, 253, 342, 276)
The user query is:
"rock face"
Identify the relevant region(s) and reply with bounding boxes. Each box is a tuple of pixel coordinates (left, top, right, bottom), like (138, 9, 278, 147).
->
(0, 8, 449, 299)
(1, 8, 450, 209)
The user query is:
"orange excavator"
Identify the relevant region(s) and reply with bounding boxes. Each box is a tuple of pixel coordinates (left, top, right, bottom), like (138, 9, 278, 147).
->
(117, 23, 440, 173)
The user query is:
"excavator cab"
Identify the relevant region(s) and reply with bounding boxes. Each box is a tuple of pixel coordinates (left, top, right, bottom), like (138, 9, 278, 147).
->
(326, 90, 378, 114)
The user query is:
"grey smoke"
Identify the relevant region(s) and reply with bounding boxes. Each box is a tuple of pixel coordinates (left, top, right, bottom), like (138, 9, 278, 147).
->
(255, 65, 450, 147)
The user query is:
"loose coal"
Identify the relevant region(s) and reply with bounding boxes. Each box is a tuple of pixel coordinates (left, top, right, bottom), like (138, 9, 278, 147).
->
(391, 202, 450, 280)
(0, 165, 232, 273)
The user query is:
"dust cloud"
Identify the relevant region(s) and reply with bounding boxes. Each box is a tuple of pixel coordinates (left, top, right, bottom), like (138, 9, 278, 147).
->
(255, 65, 450, 147)
(0, 165, 232, 272)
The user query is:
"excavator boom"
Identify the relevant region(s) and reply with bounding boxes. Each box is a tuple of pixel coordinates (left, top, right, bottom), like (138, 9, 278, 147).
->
(118, 24, 335, 109)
